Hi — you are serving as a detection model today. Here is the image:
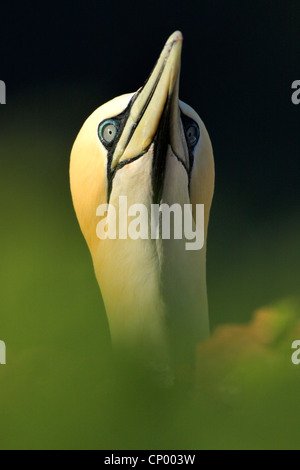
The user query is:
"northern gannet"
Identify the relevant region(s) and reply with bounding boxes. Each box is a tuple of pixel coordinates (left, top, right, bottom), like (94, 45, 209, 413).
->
(70, 31, 215, 376)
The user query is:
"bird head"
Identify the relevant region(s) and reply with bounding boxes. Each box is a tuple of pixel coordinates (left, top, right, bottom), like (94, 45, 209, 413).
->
(70, 32, 214, 370)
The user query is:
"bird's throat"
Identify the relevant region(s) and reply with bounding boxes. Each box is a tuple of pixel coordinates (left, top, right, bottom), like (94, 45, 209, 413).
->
(93, 147, 209, 371)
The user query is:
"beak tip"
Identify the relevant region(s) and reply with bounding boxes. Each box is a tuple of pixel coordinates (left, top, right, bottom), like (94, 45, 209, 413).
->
(168, 31, 184, 44)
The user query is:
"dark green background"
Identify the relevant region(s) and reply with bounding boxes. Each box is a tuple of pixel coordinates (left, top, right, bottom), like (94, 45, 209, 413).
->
(0, 0, 299, 449)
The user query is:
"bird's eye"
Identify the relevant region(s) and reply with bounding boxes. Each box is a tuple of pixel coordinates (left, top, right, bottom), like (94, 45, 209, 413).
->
(185, 123, 200, 148)
(98, 120, 118, 146)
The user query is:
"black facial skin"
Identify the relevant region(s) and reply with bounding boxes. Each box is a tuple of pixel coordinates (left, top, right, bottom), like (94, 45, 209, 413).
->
(98, 95, 200, 203)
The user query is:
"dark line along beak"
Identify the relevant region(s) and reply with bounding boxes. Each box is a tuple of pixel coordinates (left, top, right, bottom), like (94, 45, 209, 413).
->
(110, 31, 185, 172)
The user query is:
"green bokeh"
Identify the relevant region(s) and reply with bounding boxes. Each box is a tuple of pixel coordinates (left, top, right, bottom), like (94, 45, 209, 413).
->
(0, 87, 299, 450)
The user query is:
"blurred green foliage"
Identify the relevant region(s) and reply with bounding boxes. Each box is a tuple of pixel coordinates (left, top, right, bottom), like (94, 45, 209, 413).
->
(0, 87, 299, 449)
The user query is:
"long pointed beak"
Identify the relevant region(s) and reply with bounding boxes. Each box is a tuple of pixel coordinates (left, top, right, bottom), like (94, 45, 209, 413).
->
(111, 31, 185, 170)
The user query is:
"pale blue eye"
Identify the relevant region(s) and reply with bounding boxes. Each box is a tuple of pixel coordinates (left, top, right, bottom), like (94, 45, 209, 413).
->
(186, 124, 200, 147)
(99, 120, 118, 146)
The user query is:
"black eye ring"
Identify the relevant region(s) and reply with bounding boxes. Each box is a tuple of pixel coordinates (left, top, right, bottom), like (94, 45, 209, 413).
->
(98, 119, 119, 146)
